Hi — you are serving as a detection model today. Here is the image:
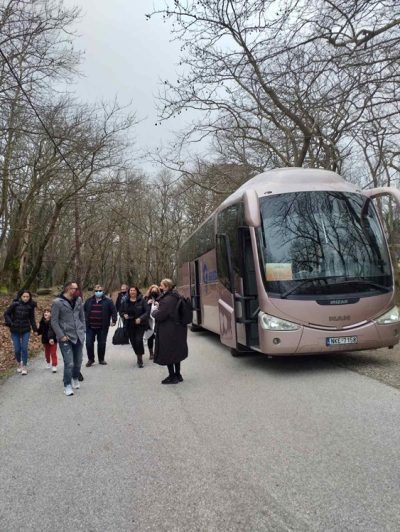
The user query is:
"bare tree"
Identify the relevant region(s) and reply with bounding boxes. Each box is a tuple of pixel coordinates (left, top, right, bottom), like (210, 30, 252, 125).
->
(149, 1, 400, 175)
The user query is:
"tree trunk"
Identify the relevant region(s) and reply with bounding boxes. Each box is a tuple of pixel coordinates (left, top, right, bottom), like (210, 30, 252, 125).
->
(74, 194, 82, 286)
(21, 203, 62, 289)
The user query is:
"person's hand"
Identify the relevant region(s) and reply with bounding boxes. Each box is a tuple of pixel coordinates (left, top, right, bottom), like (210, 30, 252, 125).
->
(123, 314, 129, 319)
(60, 336, 68, 342)
(49, 339, 54, 345)
(135, 318, 141, 325)
(34, 331, 39, 336)
(153, 301, 159, 307)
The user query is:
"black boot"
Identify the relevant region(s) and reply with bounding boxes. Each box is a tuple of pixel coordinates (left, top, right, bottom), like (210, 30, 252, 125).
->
(137, 354, 144, 368)
(161, 375, 178, 384)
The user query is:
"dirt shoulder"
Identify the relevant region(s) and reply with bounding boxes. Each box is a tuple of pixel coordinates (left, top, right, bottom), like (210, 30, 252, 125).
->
(328, 343, 400, 391)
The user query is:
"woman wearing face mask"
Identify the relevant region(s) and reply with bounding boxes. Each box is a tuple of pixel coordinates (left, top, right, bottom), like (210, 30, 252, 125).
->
(144, 285, 160, 360)
(120, 286, 149, 368)
(4, 290, 38, 375)
(84, 284, 117, 367)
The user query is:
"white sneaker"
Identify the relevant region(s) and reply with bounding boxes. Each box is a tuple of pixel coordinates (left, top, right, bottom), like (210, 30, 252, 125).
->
(72, 379, 80, 389)
(64, 385, 74, 396)
(17, 365, 22, 373)
(46, 363, 51, 369)
(21, 367, 28, 375)
(52, 366, 57, 373)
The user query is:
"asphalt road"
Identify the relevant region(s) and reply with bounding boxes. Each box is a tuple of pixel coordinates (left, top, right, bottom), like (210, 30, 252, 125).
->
(1, 330, 400, 532)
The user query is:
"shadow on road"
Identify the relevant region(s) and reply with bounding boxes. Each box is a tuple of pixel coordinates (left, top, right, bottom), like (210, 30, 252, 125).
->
(191, 329, 400, 388)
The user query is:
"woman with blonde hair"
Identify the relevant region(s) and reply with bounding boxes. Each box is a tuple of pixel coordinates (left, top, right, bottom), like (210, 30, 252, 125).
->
(152, 279, 188, 384)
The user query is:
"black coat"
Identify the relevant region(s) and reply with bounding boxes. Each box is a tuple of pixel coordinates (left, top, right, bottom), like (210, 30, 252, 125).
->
(84, 295, 117, 331)
(153, 290, 188, 366)
(37, 318, 57, 344)
(4, 299, 37, 334)
(120, 295, 149, 331)
(115, 291, 128, 313)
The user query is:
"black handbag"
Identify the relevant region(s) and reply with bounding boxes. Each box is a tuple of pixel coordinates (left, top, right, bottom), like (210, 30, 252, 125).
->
(112, 318, 129, 345)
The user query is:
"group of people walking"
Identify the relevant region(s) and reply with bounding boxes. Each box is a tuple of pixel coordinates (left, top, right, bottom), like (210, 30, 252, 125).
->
(3, 279, 188, 395)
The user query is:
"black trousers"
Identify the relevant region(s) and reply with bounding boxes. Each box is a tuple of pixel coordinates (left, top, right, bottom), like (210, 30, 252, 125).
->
(168, 362, 181, 376)
(147, 333, 155, 351)
(127, 327, 145, 356)
(86, 327, 109, 362)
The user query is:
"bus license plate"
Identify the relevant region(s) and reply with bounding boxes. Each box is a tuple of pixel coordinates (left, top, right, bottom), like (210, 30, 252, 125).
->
(326, 336, 358, 346)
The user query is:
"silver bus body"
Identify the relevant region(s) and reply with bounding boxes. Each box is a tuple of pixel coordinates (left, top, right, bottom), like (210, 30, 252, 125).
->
(177, 168, 400, 355)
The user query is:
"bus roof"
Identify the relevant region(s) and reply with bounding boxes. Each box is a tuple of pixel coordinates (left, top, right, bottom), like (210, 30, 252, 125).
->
(220, 167, 358, 209)
(180, 167, 361, 249)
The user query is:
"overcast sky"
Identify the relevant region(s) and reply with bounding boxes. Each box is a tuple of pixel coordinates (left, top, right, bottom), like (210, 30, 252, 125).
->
(63, 0, 191, 173)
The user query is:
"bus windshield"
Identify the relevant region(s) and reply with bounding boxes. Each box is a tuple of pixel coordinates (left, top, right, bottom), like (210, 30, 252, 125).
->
(259, 191, 392, 298)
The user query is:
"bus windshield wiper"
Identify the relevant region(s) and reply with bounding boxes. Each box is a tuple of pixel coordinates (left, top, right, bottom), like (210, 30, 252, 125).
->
(335, 279, 389, 291)
(281, 276, 331, 299)
(281, 277, 389, 299)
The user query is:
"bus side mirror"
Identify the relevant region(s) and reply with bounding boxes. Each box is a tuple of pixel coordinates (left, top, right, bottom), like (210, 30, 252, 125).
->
(364, 187, 400, 259)
(364, 187, 400, 209)
(243, 189, 261, 227)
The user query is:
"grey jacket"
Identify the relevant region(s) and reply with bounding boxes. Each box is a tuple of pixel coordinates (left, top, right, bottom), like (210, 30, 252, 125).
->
(51, 296, 86, 344)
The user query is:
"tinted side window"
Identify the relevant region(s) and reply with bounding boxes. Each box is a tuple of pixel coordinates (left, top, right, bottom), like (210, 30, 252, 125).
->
(217, 204, 244, 274)
(178, 217, 215, 265)
(216, 234, 232, 290)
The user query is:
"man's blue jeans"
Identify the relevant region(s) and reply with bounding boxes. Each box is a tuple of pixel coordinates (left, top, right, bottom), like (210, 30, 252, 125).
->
(59, 339, 83, 386)
(11, 331, 30, 365)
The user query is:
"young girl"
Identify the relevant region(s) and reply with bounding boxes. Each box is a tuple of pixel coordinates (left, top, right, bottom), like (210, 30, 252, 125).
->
(37, 308, 58, 372)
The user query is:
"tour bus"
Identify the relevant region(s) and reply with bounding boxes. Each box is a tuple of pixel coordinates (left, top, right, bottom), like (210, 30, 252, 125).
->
(177, 168, 400, 356)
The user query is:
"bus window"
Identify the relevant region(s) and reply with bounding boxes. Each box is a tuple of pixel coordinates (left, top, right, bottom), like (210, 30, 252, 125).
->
(217, 203, 244, 274)
(259, 191, 392, 297)
(178, 216, 215, 266)
(216, 234, 233, 292)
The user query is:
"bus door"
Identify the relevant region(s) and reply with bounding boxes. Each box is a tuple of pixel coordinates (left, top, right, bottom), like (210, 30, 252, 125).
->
(190, 260, 202, 325)
(236, 227, 259, 348)
(216, 233, 237, 348)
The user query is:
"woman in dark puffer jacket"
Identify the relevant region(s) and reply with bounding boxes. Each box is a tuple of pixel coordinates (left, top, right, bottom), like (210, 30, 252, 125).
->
(120, 286, 149, 368)
(4, 290, 38, 375)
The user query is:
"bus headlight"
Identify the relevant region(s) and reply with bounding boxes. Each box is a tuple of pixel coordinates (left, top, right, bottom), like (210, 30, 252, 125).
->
(375, 306, 400, 325)
(259, 312, 299, 331)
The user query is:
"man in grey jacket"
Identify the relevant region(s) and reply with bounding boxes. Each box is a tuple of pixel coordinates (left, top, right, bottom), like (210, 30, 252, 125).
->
(51, 281, 86, 396)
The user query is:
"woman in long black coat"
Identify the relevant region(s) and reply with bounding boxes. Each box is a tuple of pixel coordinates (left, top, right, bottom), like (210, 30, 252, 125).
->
(152, 278, 188, 384)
